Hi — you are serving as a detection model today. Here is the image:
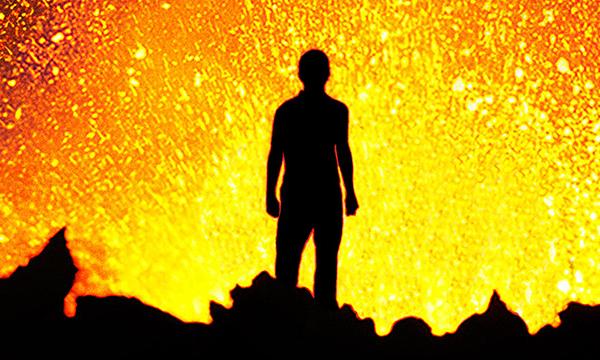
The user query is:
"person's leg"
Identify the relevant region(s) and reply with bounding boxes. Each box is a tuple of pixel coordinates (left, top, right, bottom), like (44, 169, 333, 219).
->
(313, 207, 343, 310)
(275, 207, 313, 289)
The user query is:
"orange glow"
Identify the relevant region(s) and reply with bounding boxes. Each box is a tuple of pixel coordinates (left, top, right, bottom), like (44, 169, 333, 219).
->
(1, 0, 599, 335)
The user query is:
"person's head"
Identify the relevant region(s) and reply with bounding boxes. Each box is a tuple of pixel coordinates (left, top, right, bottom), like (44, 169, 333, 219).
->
(298, 49, 330, 91)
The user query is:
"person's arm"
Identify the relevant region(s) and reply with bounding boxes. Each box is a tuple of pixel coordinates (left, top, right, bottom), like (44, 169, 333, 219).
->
(336, 105, 359, 216)
(266, 109, 284, 218)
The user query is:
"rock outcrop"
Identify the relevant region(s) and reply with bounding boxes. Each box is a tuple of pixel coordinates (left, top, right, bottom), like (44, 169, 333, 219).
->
(0, 227, 77, 323)
(0, 227, 598, 359)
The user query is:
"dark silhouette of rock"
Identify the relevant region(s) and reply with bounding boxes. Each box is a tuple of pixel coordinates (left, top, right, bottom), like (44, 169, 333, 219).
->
(440, 290, 530, 355)
(455, 290, 529, 337)
(0, 227, 599, 359)
(72, 295, 210, 357)
(534, 302, 600, 357)
(381, 316, 437, 355)
(210, 270, 377, 357)
(558, 302, 600, 335)
(0, 227, 77, 323)
(0, 227, 77, 357)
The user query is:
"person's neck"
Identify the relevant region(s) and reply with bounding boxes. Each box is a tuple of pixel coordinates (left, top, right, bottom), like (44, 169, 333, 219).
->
(302, 86, 326, 96)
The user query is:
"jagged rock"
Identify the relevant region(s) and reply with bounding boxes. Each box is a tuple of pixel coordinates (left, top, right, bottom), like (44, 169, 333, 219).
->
(0, 227, 600, 359)
(209, 270, 377, 356)
(533, 302, 600, 357)
(558, 302, 600, 335)
(440, 290, 530, 354)
(72, 295, 209, 357)
(455, 291, 529, 338)
(0, 227, 77, 322)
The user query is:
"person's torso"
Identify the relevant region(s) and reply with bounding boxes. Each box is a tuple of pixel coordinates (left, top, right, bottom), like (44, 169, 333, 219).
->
(277, 92, 344, 198)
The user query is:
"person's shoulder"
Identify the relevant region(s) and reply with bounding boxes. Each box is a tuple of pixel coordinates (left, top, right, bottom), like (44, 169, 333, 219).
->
(275, 96, 301, 119)
(326, 96, 348, 113)
(329, 97, 348, 118)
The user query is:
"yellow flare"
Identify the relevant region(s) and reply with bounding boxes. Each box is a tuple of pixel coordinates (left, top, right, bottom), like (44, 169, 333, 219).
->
(51, 32, 65, 43)
(556, 58, 570, 74)
(134, 46, 147, 60)
(452, 77, 465, 92)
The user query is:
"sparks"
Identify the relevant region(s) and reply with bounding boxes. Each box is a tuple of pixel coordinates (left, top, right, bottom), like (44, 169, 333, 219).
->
(0, 0, 599, 336)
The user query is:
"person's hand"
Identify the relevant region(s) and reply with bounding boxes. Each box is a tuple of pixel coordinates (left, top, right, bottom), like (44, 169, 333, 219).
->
(266, 194, 280, 218)
(345, 193, 359, 216)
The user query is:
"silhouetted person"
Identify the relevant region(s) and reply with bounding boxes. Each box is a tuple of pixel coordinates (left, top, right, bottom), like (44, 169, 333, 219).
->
(266, 49, 359, 310)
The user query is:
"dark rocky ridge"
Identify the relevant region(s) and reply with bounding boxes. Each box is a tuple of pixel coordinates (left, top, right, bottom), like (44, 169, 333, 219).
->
(0, 227, 598, 358)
